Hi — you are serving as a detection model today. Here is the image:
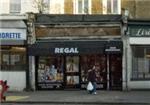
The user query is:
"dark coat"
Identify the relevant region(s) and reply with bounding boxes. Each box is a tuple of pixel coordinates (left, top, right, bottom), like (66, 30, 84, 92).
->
(87, 69, 96, 82)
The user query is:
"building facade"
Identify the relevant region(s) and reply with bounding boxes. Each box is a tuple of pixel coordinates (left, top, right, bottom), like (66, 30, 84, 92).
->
(125, 20, 150, 90)
(28, 14, 123, 90)
(0, 15, 27, 91)
(122, 0, 150, 90)
(1, 0, 150, 91)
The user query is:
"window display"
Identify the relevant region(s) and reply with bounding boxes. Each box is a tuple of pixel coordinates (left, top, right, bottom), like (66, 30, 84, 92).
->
(80, 55, 107, 89)
(65, 56, 80, 88)
(132, 46, 150, 80)
(66, 56, 79, 72)
(37, 56, 64, 89)
(67, 76, 79, 85)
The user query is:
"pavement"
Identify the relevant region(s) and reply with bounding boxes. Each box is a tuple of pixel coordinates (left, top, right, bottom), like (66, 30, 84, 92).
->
(2, 90, 150, 104)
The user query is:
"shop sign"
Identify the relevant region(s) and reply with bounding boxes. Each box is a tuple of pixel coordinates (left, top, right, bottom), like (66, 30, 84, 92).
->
(55, 47, 79, 54)
(128, 26, 150, 37)
(0, 29, 26, 40)
(105, 47, 121, 52)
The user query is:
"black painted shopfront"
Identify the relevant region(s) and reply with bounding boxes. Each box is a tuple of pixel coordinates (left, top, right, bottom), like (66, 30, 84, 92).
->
(28, 40, 123, 90)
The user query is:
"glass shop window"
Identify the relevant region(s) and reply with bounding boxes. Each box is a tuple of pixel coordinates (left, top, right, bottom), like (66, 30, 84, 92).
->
(0, 46, 26, 71)
(132, 46, 150, 80)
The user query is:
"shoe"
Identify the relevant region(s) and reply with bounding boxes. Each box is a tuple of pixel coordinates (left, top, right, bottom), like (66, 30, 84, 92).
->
(93, 92, 97, 95)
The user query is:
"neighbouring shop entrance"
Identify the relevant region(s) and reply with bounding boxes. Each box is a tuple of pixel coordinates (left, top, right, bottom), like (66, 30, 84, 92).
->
(109, 54, 122, 90)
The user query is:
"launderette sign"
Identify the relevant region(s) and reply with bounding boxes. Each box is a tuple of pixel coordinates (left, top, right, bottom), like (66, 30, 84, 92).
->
(0, 29, 26, 40)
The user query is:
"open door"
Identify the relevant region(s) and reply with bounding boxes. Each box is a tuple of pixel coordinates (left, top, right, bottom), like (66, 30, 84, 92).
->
(109, 54, 122, 90)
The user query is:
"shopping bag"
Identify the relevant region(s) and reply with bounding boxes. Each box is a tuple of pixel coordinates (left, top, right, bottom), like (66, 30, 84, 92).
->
(87, 81, 93, 91)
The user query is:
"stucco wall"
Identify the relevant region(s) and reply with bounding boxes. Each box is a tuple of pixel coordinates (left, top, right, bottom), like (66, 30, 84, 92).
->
(0, 71, 26, 91)
(122, 0, 150, 19)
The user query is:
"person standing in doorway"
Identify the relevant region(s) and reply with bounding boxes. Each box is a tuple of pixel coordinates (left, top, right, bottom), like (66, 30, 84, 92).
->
(87, 66, 97, 95)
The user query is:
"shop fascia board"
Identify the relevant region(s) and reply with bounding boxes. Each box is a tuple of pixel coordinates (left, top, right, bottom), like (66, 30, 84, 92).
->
(0, 14, 27, 20)
(36, 36, 122, 40)
(34, 23, 121, 28)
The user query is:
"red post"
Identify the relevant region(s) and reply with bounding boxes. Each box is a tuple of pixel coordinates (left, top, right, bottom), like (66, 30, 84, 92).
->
(0, 80, 9, 102)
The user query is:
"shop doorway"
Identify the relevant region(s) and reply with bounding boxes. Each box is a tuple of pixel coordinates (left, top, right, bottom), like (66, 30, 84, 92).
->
(109, 54, 122, 90)
(65, 56, 80, 89)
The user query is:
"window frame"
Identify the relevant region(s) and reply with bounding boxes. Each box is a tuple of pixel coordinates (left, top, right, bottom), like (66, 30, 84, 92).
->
(131, 46, 150, 80)
(0, 46, 26, 71)
(9, 0, 21, 13)
(73, 0, 91, 14)
(102, 0, 121, 14)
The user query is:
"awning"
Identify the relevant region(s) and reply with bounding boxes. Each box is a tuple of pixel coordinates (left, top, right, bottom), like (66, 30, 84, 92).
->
(28, 40, 123, 56)
(0, 20, 26, 28)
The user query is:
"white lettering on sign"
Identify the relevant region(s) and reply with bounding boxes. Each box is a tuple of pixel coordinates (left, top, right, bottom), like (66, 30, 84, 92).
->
(105, 47, 121, 52)
(55, 48, 79, 54)
(136, 28, 150, 36)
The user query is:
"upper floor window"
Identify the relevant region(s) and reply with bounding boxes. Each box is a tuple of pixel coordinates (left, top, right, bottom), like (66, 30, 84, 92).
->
(102, 0, 121, 14)
(33, 0, 50, 13)
(74, 0, 91, 14)
(43, 0, 50, 13)
(10, 0, 21, 13)
(50, 0, 64, 14)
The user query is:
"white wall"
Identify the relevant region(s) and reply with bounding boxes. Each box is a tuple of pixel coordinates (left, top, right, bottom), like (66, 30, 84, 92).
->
(0, 71, 26, 91)
(21, 0, 38, 14)
(129, 81, 150, 89)
(0, 0, 38, 14)
(50, 0, 64, 14)
(130, 37, 150, 45)
(0, 0, 9, 14)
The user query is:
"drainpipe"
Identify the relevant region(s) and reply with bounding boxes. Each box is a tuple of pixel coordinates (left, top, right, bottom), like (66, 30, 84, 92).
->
(26, 12, 36, 91)
(122, 9, 129, 91)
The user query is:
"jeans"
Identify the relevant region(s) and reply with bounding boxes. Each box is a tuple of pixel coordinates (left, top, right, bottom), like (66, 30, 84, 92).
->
(92, 82, 97, 93)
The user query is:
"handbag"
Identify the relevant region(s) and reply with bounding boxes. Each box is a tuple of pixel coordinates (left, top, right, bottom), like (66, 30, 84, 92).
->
(87, 81, 93, 91)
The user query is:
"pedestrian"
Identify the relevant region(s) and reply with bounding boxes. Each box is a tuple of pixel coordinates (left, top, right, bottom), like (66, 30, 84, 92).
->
(87, 66, 97, 95)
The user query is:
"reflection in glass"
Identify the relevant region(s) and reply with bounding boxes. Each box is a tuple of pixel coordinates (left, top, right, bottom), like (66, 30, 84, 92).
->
(80, 55, 106, 83)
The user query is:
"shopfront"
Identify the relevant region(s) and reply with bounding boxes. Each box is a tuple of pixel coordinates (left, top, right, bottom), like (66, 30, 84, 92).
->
(126, 21, 150, 90)
(0, 19, 27, 91)
(29, 40, 123, 90)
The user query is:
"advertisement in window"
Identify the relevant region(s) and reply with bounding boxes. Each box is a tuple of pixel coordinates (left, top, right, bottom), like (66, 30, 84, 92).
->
(37, 56, 64, 89)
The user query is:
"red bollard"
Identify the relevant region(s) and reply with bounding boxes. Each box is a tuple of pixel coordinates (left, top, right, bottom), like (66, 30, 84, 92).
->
(0, 80, 9, 102)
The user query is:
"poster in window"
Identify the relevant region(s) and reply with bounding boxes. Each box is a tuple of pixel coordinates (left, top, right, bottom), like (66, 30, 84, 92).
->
(66, 56, 79, 72)
(67, 76, 79, 85)
(37, 56, 64, 89)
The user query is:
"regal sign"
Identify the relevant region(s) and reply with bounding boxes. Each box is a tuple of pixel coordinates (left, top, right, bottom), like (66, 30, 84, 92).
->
(54, 48, 79, 54)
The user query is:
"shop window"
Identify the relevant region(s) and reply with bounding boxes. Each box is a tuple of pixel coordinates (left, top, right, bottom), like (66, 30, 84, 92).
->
(0, 46, 26, 71)
(10, 0, 21, 13)
(102, 0, 121, 14)
(132, 46, 150, 80)
(37, 56, 64, 89)
(80, 55, 107, 89)
(74, 0, 91, 14)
